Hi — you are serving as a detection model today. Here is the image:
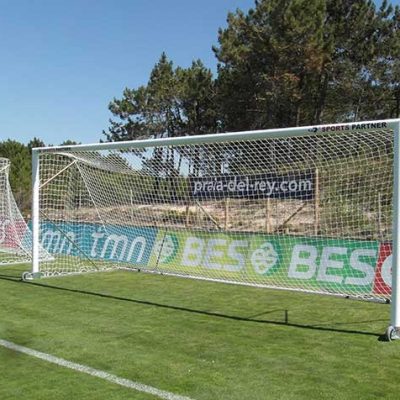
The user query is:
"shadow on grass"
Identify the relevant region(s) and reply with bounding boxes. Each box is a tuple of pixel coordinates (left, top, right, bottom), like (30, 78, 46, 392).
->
(0, 273, 385, 339)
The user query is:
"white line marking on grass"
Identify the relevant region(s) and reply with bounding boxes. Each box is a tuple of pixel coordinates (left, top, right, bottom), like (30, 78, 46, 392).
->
(0, 339, 194, 400)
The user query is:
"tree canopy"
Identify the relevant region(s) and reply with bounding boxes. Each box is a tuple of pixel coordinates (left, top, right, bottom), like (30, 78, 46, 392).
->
(106, 0, 400, 138)
(103, 53, 219, 142)
(215, 0, 400, 130)
(0, 138, 71, 213)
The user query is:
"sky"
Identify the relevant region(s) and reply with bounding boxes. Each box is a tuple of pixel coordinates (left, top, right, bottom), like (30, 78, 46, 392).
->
(0, 0, 255, 146)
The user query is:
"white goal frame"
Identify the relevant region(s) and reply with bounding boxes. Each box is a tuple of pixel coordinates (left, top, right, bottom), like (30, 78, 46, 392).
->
(31, 119, 400, 340)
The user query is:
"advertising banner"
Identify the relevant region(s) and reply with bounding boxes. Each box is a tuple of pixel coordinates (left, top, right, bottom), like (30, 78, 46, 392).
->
(373, 243, 392, 295)
(35, 218, 393, 298)
(150, 229, 382, 295)
(0, 217, 29, 250)
(189, 171, 315, 200)
(39, 221, 157, 266)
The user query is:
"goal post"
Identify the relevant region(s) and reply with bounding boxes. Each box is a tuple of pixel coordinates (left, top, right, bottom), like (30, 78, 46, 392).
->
(28, 119, 400, 339)
(32, 149, 41, 276)
(390, 120, 400, 339)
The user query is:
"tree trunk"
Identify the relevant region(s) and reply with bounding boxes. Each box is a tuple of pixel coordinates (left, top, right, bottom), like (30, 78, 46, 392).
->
(314, 70, 329, 124)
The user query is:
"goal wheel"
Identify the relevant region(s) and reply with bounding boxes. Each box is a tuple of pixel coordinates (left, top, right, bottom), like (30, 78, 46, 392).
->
(21, 272, 33, 281)
(385, 326, 400, 341)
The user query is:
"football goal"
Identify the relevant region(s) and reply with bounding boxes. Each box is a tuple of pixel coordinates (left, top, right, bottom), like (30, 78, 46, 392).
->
(28, 119, 400, 339)
(0, 158, 52, 266)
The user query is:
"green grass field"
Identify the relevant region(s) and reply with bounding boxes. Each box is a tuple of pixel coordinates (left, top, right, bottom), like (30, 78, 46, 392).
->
(0, 264, 399, 400)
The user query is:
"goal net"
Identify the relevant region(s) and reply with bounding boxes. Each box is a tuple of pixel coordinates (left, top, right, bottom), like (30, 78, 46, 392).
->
(30, 121, 397, 303)
(0, 158, 52, 266)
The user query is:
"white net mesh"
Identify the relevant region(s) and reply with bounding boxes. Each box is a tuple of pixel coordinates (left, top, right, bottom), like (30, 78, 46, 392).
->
(34, 124, 394, 300)
(0, 158, 52, 266)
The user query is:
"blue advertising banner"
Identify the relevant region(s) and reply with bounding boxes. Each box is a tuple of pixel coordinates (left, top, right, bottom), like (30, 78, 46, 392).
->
(37, 221, 157, 266)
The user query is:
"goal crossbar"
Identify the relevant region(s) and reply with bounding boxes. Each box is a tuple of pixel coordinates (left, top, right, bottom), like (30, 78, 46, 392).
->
(34, 120, 399, 153)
